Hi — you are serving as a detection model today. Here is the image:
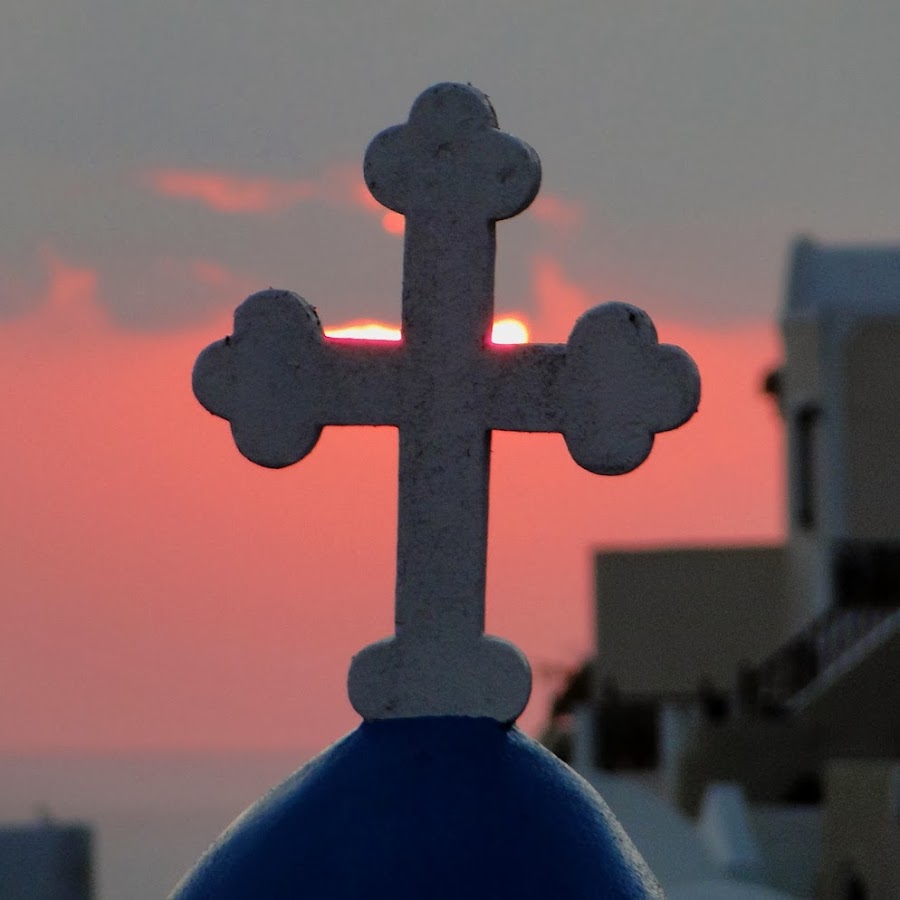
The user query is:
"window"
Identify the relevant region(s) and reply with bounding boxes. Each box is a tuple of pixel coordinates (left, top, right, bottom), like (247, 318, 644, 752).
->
(834, 541, 900, 607)
(598, 701, 659, 771)
(844, 873, 867, 900)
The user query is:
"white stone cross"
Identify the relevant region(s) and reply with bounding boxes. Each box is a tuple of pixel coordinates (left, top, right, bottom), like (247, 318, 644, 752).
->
(193, 83, 700, 724)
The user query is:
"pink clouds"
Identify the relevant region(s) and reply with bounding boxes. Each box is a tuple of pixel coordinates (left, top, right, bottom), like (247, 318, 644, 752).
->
(529, 254, 594, 342)
(139, 163, 374, 218)
(142, 169, 319, 214)
(530, 193, 585, 230)
(11, 251, 110, 339)
(139, 165, 583, 241)
(139, 163, 408, 237)
(22, 249, 264, 334)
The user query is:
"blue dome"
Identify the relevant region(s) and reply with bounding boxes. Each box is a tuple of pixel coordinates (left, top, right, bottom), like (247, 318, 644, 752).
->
(172, 717, 661, 899)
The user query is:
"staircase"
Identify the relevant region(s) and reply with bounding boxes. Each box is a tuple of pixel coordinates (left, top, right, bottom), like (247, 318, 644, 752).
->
(754, 605, 900, 711)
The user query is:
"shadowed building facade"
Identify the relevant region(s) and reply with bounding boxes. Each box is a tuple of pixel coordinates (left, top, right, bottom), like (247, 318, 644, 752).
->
(545, 238, 900, 899)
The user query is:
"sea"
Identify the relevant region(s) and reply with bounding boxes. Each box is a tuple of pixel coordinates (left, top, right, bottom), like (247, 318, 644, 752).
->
(0, 751, 313, 899)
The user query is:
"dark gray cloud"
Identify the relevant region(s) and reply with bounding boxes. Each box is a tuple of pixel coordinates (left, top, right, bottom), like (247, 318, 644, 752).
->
(2, 0, 900, 329)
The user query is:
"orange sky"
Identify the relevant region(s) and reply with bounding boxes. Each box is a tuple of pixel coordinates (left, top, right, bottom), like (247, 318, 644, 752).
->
(0, 251, 784, 754)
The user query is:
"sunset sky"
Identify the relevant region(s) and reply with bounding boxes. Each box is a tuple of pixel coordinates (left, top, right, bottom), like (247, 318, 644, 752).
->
(3, 2, 900, 753)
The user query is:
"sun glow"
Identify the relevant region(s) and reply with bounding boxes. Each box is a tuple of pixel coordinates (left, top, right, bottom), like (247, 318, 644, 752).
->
(381, 211, 405, 235)
(490, 317, 530, 344)
(324, 316, 530, 344)
(325, 322, 402, 341)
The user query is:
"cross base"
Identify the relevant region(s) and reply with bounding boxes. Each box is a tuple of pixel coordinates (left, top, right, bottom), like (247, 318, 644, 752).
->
(348, 634, 531, 723)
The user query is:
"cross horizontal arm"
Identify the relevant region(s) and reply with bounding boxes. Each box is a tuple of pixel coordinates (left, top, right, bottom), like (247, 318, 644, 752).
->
(193, 290, 404, 468)
(485, 343, 567, 433)
(486, 303, 700, 475)
(319, 339, 403, 426)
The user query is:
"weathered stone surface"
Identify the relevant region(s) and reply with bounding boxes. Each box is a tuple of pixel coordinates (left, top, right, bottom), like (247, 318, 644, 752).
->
(193, 82, 700, 724)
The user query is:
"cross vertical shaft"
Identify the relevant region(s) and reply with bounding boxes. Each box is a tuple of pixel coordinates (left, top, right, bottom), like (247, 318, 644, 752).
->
(346, 86, 543, 720)
(395, 217, 496, 641)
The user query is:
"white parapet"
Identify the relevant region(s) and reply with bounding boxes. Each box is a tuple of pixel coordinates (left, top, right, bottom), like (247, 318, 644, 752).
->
(697, 782, 767, 883)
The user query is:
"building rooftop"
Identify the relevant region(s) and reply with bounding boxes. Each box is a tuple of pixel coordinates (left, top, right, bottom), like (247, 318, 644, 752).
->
(787, 237, 900, 316)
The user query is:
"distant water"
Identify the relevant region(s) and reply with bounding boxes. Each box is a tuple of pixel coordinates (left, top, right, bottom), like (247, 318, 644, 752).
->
(0, 751, 312, 899)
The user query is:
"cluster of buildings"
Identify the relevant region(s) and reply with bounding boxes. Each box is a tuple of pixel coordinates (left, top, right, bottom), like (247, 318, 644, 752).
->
(542, 238, 900, 898)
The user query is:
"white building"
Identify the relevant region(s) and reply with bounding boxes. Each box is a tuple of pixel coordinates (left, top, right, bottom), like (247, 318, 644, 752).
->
(544, 238, 900, 899)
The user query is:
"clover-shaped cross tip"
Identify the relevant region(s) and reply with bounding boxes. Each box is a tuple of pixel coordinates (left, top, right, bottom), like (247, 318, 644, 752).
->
(348, 633, 532, 723)
(364, 82, 541, 222)
(562, 303, 701, 475)
(192, 289, 326, 469)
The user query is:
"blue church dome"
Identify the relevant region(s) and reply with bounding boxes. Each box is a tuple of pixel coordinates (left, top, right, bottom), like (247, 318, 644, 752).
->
(172, 717, 662, 899)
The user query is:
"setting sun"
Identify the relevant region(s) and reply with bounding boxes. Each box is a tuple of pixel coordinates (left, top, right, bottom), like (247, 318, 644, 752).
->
(325, 322, 402, 341)
(325, 317, 530, 344)
(490, 317, 530, 344)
